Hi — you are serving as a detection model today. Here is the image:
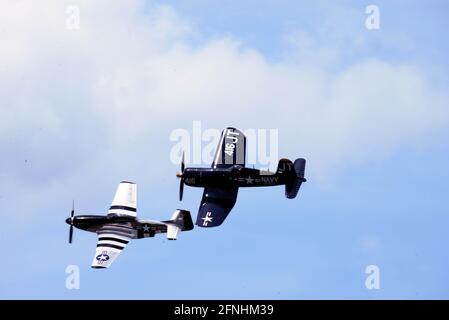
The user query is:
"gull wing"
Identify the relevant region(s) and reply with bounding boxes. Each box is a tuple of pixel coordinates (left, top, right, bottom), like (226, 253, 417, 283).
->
(212, 127, 246, 168)
(196, 186, 238, 228)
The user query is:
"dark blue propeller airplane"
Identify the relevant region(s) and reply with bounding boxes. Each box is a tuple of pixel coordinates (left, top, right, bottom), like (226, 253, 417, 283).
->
(176, 127, 307, 228)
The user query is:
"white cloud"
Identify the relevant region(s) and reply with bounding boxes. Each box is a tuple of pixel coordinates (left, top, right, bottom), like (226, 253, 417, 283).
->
(0, 0, 448, 202)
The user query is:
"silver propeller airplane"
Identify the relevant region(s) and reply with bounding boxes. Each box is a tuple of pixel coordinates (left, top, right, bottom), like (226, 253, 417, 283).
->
(66, 181, 194, 268)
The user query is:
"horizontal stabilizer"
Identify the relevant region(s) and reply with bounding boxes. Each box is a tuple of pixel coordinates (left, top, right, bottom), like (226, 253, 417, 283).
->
(163, 209, 194, 240)
(167, 224, 181, 240)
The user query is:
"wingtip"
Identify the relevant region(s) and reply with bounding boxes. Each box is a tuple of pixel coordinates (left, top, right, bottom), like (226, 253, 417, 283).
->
(224, 126, 241, 132)
(120, 181, 136, 185)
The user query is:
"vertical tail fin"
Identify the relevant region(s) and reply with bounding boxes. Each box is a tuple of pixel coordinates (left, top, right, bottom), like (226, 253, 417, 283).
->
(285, 158, 306, 199)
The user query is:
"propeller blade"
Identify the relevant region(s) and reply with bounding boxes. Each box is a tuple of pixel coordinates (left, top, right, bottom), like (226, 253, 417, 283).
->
(181, 151, 185, 172)
(178, 151, 185, 201)
(69, 200, 74, 244)
(69, 225, 73, 244)
(179, 179, 184, 201)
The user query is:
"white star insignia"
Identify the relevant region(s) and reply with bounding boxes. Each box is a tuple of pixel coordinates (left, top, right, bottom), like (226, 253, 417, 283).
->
(202, 212, 213, 226)
(246, 176, 254, 184)
(143, 225, 150, 232)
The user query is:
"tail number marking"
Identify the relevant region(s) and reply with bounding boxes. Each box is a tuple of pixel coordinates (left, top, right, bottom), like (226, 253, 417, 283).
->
(224, 130, 239, 156)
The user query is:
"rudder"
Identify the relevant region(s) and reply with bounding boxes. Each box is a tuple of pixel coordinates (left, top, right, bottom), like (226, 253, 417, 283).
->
(285, 158, 306, 199)
(294, 158, 306, 179)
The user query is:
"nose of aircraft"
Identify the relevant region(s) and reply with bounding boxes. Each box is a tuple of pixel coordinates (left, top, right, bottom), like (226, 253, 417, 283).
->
(65, 217, 72, 225)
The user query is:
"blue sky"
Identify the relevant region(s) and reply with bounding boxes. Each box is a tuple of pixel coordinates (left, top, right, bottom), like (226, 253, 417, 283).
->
(0, 0, 448, 299)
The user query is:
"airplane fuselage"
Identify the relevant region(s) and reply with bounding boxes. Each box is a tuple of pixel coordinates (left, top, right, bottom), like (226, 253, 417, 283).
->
(181, 165, 292, 188)
(65, 215, 166, 238)
(65, 181, 194, 268)
(66, 215, 132, 231)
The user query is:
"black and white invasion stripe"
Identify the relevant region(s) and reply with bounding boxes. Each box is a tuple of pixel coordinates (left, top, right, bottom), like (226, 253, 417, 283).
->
(97, 235, 129, 250)
(96, 224, 134, 251)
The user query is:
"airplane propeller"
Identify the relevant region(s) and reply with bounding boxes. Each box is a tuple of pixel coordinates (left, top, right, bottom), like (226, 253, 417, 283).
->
(176, 152, 185, 201)
(66, 200, 75, 244)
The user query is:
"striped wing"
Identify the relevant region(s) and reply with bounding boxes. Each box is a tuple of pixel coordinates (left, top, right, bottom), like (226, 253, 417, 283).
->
(108, 181, 137, 217)
(91, 224, 135, 269)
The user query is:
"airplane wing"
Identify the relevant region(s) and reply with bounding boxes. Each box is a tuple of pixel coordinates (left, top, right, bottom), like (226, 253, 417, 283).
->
(91, 224, 135, 269)
(212, 127, 246, 168)
(196, 186, 238, 227)
(200, 127, 245, 227)
(108, 181, 137, 217)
